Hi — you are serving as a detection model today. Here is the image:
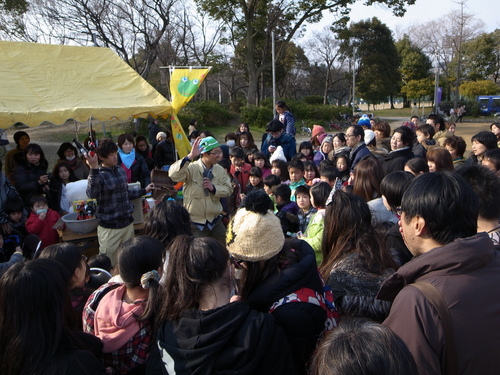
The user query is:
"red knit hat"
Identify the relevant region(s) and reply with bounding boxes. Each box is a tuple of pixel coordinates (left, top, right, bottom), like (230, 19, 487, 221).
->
(311, 125, 326, 138)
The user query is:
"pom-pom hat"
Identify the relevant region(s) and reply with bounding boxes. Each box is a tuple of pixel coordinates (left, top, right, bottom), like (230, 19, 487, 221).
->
(227, 190, 285, 261)
(357, 114, 371, 129)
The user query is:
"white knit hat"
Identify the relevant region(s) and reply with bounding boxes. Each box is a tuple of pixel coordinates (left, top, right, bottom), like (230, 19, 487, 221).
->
(227, 190, 284, 261)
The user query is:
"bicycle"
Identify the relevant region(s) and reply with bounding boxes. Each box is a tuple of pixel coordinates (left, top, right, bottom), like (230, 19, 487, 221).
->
(329, 114, 352, 132)
(298, 121, 312, 137)
(0, 130, 9, 157)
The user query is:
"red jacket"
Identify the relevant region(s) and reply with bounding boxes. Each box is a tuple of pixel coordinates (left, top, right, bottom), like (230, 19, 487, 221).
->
(26, 209, 61, 249)
(230, 163, 252, 194)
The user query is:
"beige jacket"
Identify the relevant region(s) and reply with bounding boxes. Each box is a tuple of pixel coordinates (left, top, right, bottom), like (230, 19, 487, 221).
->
(169, 158, 232, 224)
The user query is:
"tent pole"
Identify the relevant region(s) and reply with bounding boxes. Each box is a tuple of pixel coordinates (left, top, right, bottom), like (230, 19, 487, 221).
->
(167, 67, 179, 161)
(101, 122, 107, 139)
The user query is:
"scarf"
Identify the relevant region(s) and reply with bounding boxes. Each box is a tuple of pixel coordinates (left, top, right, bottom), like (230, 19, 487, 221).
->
(119, 148, 136, 169)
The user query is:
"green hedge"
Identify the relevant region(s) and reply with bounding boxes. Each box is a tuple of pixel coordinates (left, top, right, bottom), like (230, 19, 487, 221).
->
(178, 100, 234, 128)
(439, 100, 481, 117)
(241, 102, 345, 129)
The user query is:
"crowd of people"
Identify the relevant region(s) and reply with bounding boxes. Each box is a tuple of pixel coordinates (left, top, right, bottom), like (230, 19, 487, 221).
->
(0, 108, 500, 374)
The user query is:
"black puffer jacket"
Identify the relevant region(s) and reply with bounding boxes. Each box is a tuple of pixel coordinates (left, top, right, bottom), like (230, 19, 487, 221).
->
(383, 147, 414, 174)
(11, 157, 48, 209)
(327, 252, 394, 322)
(245, 240, 326, 374)
(155, 139, 176, 169)
(117, 153, 151, 188)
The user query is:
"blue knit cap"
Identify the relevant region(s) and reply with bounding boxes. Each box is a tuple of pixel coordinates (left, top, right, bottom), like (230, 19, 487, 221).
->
(357, 115, 371, 129)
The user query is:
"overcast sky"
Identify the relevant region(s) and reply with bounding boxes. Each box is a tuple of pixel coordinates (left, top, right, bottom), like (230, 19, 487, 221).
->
(306, 0, 498, 39)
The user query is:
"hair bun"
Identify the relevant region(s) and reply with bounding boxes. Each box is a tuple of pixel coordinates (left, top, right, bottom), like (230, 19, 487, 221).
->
(244, 190, 272, 214)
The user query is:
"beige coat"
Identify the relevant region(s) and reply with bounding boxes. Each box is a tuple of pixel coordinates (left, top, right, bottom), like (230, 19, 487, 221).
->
(169, 158, 232, 224)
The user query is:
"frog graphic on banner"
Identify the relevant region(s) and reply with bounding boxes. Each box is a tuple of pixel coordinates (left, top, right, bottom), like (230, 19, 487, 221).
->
(168, 67, 211, 158)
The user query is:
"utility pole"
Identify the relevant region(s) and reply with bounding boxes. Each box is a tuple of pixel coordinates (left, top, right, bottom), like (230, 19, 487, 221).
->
(434, 54, 440, 114)
(453, 0, 466, 110)
(272, 31, 276, 117)
(352, 46, 357, 117)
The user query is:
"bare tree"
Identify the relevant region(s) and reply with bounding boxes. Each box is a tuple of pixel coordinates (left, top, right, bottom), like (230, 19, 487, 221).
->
(305, 27, 345, 104)
(8, 0, 177, 79)
(406, 4, 484, 104)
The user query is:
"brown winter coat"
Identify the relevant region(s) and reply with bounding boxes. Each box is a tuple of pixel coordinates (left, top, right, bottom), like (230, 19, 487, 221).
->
(377, 233, 500, 375)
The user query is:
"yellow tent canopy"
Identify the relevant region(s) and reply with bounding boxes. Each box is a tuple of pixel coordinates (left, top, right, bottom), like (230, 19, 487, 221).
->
(0, 41, 172, 128)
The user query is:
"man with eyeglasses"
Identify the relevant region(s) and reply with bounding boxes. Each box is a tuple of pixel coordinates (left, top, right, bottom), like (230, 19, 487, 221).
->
(169, 136, 232, 244)
(261, 119, 296, 161)
(377, 172, 500, 374)
(345, 125, 371, 172)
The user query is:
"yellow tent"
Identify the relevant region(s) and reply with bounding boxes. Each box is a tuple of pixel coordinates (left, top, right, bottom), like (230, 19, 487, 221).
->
(0, 41, 172, 128)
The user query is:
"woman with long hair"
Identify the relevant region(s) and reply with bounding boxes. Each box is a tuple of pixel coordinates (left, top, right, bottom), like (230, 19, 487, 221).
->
(150, 235, 298, 375)
(320, 190, 397, 322)
(135, 135, 155, 171)
(40, 242, 92, 329)
(83, 236, 163, 374)
(48, 161, 78, 215)
(228, 190, 333, 374)
(0, 259, 106, 374)
(237, 131, 258, 153)
(352, 157, 396, 226)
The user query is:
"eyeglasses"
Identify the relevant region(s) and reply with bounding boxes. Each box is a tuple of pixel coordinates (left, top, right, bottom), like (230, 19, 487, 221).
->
(210, 150, 222, 155)
(396, 206, 403, 217)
